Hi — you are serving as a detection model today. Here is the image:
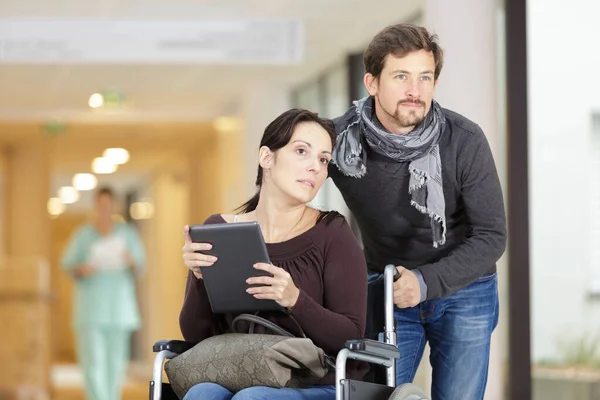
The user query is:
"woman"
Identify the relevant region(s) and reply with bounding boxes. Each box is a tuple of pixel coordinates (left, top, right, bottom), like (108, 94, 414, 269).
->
(61, 187, 146, 400)
(179, 109, 368, 400)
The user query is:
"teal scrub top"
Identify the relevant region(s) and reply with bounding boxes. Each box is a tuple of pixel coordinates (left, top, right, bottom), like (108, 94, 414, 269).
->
(61, 222, 146, 330)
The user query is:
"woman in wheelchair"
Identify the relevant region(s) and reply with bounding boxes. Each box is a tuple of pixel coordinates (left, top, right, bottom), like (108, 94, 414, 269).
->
(179, 108, 368, 400)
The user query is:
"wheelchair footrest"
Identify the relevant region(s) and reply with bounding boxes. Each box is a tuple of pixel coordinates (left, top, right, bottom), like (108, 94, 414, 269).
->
(344, 338, 400, 360)
(340, 379, 395, 400)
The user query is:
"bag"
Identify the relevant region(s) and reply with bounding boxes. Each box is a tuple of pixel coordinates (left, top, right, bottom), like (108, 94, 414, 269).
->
(164, 313, 333, 399)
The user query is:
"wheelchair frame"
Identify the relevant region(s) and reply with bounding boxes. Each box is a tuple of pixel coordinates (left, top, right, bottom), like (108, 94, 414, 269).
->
(149, 264, 427, 400)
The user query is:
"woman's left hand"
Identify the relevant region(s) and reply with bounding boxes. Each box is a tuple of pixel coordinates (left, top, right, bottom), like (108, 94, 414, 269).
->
(246, 263, 300, 309)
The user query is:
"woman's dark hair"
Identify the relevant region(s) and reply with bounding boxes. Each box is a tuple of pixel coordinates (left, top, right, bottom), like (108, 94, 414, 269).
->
(95, 186, 114, 200)
(236, 108, 336, 213)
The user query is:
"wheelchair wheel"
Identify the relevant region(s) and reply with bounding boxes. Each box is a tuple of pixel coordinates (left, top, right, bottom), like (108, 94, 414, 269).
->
(388, 383, 429, 400)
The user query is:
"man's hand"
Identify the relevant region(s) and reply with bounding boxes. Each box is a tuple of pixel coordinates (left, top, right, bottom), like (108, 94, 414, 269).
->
(393, 266, 421, 308)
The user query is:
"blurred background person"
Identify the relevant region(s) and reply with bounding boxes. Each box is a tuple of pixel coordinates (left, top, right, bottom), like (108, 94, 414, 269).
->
(61, 187, 146, 400)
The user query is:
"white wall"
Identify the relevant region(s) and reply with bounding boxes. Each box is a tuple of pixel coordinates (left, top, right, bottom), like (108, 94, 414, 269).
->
(425, 1, 508, 398)
(241, 84, 292, 200)
(528, 0, 600, 362)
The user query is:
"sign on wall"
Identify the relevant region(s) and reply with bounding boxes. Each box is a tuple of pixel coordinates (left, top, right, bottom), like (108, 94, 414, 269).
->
(0, 19, 304, 64)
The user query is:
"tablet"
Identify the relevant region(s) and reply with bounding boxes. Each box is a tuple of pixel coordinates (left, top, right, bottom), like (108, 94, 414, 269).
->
(188, 221, 282, 314)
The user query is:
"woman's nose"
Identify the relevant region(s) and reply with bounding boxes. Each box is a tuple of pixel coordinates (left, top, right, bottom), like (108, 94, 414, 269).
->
(307, 157, 322, 173)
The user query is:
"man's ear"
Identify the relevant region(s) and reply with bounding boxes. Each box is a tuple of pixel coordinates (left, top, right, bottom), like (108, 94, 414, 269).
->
(258, 146, 274, 169)
(364, 73, 378, 96)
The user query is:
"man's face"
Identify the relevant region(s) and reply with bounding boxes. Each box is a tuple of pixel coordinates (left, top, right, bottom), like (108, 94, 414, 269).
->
(365, 50, 437, 133)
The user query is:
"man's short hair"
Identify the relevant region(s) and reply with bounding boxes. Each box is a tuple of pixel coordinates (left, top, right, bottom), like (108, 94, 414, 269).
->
(363, 24, 444, 80)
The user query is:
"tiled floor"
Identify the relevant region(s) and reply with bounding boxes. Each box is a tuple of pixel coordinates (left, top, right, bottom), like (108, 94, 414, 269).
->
(51, 364, 149, 400)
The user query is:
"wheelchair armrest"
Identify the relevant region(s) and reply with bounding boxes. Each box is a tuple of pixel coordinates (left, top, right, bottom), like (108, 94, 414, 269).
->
(335, 340, 399, 398)
(344, 338, 400, 360)
(153, 340, 196, 355)
(150, 340, 197, 399)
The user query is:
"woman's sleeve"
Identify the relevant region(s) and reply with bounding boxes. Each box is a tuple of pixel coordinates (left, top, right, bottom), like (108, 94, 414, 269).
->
(179, 270, 220, 343)
(178, 214, 224, 343)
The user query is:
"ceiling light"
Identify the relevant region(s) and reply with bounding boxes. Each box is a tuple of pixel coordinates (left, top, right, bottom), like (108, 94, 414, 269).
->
(130, 201, 155, 220)
(72, 173, 98, 191)
(213, 116, 242, 133)
(47, 197, 66, 216)
(58, 187, 80, 204)
(103, 148, 130, 165)
(89, 93, 104, 108)
(92, 157, 117, 174)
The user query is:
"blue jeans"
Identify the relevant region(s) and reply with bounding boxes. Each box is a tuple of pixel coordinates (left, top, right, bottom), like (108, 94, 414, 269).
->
(369, 271, 499, 400)
(182, 383, 336, 400)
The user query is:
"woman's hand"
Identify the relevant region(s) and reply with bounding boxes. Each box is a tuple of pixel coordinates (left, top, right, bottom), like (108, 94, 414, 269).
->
(123, 251, 136, 272)
(74, 264, 95, 278)
(246, 263, 300, 309)
(182, 225, 218, 279)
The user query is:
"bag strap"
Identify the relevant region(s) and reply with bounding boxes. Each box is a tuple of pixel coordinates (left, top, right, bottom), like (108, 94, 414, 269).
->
(232, 314, 307, 338)
(281, 313, 307, 338)
(324, 355, 336, 370)
(235, 312, 307, 338)
(232, 312, 336, 370)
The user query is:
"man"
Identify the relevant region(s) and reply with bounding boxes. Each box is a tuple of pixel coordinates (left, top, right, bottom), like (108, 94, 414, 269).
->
(329, 24, 506, 399)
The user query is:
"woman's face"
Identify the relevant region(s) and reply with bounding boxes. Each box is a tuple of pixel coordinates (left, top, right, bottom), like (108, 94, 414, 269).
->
(263, 121, 333, 205)
(95, 193, 114, 221)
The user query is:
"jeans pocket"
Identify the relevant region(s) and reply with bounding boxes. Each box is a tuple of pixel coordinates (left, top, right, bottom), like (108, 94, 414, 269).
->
(368, 272, 383, 284)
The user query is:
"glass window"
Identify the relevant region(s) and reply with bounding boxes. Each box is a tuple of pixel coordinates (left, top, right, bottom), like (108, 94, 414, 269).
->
(528, 2, 600, 392)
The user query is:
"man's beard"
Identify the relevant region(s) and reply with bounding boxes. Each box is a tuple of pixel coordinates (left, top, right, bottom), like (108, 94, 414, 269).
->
(380, 98, 427, 128)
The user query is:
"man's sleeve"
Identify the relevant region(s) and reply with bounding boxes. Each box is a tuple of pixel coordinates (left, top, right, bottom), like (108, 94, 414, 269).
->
(416, 127, 507, 299)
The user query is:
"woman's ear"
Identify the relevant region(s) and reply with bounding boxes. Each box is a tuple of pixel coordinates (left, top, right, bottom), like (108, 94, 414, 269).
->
(258, 146, 274, 169)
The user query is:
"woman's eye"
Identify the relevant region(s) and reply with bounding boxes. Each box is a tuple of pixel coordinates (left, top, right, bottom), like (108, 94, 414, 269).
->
(296, 148, 307, 155)
(320, 158, 330, 165)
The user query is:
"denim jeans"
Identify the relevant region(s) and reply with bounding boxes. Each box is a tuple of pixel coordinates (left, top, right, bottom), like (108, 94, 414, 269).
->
(369, 271, 499, 400)
(182, 382, 336, 400)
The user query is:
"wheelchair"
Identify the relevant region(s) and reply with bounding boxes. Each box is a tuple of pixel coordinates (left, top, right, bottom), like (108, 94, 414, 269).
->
(149, 264, 429, 400)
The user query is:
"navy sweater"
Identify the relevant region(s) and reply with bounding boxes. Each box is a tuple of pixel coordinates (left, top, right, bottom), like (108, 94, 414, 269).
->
(329, 108, 507, 300)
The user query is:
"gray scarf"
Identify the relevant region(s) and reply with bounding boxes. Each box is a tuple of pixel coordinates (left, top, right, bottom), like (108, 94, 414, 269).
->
(332, 96, 447, 248)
